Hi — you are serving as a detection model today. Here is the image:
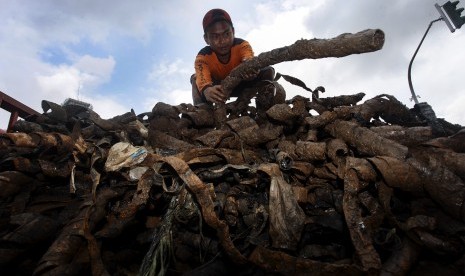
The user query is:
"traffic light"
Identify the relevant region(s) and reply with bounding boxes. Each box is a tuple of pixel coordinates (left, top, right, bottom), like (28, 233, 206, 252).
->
(443, 1, 465, 29)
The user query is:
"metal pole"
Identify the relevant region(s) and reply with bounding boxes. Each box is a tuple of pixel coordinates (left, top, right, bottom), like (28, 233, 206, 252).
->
(407, 17, 443, 104)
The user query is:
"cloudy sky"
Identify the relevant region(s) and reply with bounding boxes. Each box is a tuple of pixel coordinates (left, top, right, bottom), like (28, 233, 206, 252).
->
(1, 0, 464, 130)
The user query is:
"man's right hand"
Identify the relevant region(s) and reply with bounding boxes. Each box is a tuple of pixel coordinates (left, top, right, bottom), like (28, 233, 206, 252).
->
(204, 85, 227, 104)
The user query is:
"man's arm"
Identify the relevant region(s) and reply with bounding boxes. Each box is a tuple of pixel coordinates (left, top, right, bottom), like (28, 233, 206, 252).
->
(194, 56, 213, 96)
(238, 40, 259, 81)
(195, 55, 228, 104)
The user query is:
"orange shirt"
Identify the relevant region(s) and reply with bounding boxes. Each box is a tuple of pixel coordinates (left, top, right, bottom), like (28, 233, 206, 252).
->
(194, 38, 254, 93)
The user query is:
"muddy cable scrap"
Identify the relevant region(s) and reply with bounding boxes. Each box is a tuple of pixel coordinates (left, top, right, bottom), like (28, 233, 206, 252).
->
(1, 30, 465, 276)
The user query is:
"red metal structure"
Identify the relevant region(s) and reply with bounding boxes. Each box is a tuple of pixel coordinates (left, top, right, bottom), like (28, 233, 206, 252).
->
(0, 91, 40, 132)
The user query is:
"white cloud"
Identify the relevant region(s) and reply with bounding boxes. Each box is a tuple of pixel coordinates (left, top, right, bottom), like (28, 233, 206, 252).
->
(148, 58, 192, 82)
(35, 55, 116, 104)
(245, 5, 314, 53)
(83, 95, 131, 120)
(145, 58, 193, 108)
(36, 66, 81, 101)
(143, 88, 192, 112)
(75, 55, 115, 82)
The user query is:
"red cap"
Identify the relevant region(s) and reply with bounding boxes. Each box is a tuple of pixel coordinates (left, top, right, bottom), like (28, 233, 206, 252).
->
(202, 9, 233, 32)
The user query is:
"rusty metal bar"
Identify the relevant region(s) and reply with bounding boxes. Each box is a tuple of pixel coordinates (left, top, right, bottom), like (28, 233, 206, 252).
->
(0, 91, 40, 132)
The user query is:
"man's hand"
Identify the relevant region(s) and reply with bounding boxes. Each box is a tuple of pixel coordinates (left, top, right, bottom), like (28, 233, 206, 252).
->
(204, 85, 227, 104)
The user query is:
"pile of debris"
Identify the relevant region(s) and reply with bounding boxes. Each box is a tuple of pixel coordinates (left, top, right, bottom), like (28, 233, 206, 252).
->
(1, 29, 465, 275)
(1, 84, 464, 275)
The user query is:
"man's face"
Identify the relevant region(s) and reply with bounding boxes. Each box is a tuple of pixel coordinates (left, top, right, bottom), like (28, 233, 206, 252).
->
(204, 21, 235, 57)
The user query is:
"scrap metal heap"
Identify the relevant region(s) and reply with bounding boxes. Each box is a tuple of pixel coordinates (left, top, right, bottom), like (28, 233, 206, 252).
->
(1, 29, 465, 275)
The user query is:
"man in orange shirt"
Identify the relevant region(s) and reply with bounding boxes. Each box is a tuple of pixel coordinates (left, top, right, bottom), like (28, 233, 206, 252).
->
(191, 9, 274, 105)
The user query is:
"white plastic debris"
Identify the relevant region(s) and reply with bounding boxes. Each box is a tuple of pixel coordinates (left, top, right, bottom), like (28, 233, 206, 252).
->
(104, 142, 148, 172)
